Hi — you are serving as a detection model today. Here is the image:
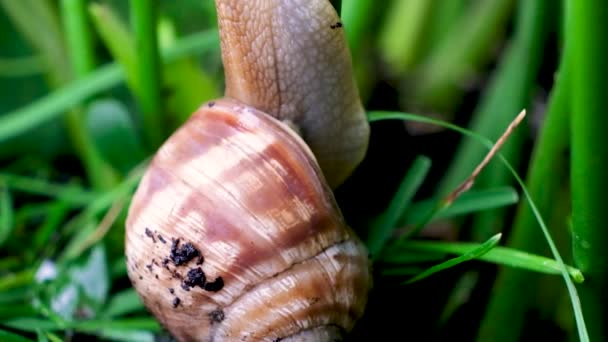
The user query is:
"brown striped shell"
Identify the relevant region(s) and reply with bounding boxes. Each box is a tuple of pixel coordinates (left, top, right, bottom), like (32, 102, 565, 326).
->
(125, 99, 371, 341)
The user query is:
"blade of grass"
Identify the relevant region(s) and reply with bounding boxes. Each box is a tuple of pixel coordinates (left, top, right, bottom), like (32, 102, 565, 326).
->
(404, 234, 502, 284)
(378, 0, 435, 74)
(32, 202, 71, 255)
(0, 56, 44, 77)
(570, 0, 608, 340)
(45, 333, 62, 342)
(130, 0, 164, 149)
(390, 239, 583, 283)
(0, 305, 37, 319)
(478, 39, 573, 342)
(368, 111, 588, 341)
(157, 19, 220, 128)
(410, 0, 515, 110)
(424, 1, 466, 56)
(0, 30, 219, 143)
(0, 329, 32, 342)
(367, 155, 431, 258)
(0, 268, 36, 292)
(102, 289, 144, 318)
(0, 288, 31, 306)
(61, 0, 97, 77)
(60, 0, 116, 190)
(0, 173, 96, 206)
(88, 3, 139, 95)
(36, 330, 48, 342)
(3, 317, 161, 333)
(340, 0, 374, 53)
(0, 184, 14, 248)
(401, 187, 519, 226)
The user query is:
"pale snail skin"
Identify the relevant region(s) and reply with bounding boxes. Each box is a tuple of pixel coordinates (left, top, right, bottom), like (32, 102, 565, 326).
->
(125, 0, 372, 341)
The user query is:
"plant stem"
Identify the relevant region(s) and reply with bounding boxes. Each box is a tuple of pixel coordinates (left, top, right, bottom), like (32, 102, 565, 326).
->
(61, 0, 116, 190)
(130, 0, 164, 150)
(477, 44, 571, 342)
(61, 0, 96, 75)
(341, 0, 375, 53)
(570, 0, 608, 339)
(379, 0, 434, 75)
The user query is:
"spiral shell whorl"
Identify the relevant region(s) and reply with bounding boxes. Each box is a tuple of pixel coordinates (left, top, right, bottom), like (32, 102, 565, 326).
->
(125, 99, 371, 341)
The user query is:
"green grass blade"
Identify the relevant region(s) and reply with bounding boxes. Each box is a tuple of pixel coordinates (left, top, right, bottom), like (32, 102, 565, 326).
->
(411, 0, 515, 109)
(393, 240, 584, 283)
(0, 329, 32, 342)
(401, 187, 519, 226)
(3, 317, 161, 333)
(368, 110, 588, 340)
(378, 0, 434, 74)
(340, 0, 374, 53)
(60, 0, 117, 190)
(130, 0, 164, 149)
(404, 234, 502, 284)
(32, 201, 71, 253)
(367, 155, 431, 257)
(0, 173, 96, 206)
(61, 0, 97, 78)
(88, 3, 139, 95)
(103, 289, 145, 318)
(0, 63, 123, 143)
(570, 1, 608, 340)
(478, 37, 573, 342)
(95, 329, 154, 342)
(0, 184, 14, 248)
(0, 30, 219, 143)
(0, 56, 44, 77)
(36, 329, 48, 342)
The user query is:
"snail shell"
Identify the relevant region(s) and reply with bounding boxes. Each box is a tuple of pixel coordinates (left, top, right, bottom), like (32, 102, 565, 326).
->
(125, 99, 371, 341)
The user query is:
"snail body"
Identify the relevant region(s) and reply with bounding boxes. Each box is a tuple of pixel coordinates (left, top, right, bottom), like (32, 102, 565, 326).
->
(126, 0, 371, 341)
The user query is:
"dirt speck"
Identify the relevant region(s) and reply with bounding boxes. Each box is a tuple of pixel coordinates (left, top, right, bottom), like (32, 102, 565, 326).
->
(204, 276, 224, 292)
(145, 227, 156, 242)
(170, 239, 200, 266)
(172, 297, 181, 308)
(209, 309, 225, 323)
(183, 267, 206, 290)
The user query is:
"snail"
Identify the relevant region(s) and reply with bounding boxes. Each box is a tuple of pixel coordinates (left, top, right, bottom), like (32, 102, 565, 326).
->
(125, 1, 371, 341)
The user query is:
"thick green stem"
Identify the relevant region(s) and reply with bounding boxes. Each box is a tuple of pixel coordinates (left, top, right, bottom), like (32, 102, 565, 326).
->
(379, 0, 435, 75)
(477, 47, 571, 342)
(61, 0, 116, 190)
(341, 0, 374, 53)
(62, 0, 96, 75)
(570, 1, 608, 339)
(130, 0, 164, 149)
